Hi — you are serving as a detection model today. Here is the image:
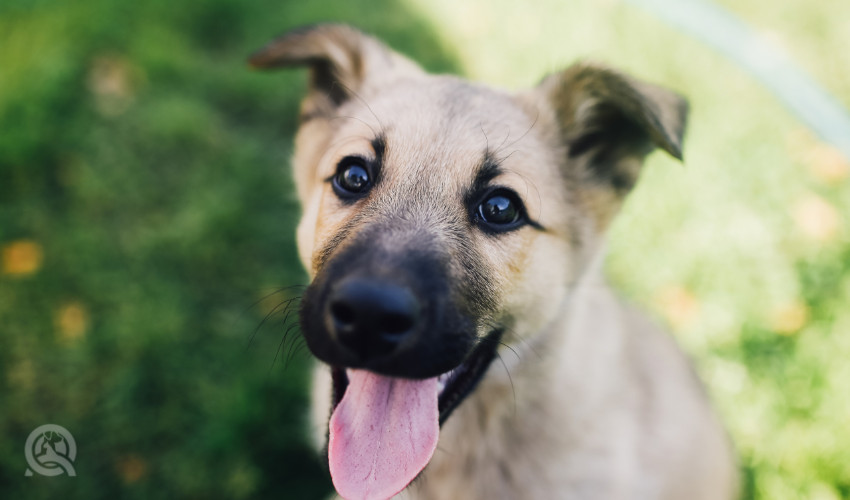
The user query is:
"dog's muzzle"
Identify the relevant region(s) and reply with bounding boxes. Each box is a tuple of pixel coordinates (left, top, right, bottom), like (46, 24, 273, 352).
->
(300, 227, 477, 379)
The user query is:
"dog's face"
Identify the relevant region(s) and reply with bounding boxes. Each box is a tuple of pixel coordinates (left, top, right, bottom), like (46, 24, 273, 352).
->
(250, 24, 686, 500)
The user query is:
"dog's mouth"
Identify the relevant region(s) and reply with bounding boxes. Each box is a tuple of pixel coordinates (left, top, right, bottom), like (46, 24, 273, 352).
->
(326, 329, 502, 499)
(330, 329, 502, 423)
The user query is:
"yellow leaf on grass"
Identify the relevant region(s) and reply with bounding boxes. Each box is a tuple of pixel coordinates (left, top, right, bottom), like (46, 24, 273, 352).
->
(807, 144, 850, 184)
(116, 454, 147, 484)
(87, 54, 140, 117)
(2, 240, 43, 276)
(56, 302, 89, 342)
(769, 300, 809, 335)
(653, 285, 700, 330)
(791, 195, 841, 242)
(786, 130, 850, 184)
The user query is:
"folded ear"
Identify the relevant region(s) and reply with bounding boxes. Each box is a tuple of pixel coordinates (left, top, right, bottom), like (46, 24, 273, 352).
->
(536, 62, 688, 195)
(249, 24, 424, 120)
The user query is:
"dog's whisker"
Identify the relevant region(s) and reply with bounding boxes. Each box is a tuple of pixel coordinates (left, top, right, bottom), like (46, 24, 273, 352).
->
(497, 341, 521, 362)
(289, 338, 310, 365)
(494, 351, 518, 419)
(322, 133, 384, 169)
(494, 109, 540, 159)
(477, 332, 522, 362)
(508, 331, 541, 361)
(478, 320, 536, 362)
(276, 306, 299, 357)
(283, 323, 306, 368)
(279, 300, 298, 330)
(495, 148, 519, 165)
(247, 300, 289, 350)
(329, 114, 375, 129)
(334, 80, 386, 133)
(479, 123, 490, 153)
(234, 285, 305, 328)
(277, 306, 303, 357)
(247, 295, 301, 350)
(269, 328, 289, 374)
(500, 165, 543, 216)
(492, 127, 513, 157)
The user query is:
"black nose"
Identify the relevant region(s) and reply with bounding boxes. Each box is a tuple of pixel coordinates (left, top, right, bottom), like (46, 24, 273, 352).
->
(326, 278, 420, 361)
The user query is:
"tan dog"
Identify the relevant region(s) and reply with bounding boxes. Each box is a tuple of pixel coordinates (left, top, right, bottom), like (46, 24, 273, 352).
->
(250, 24, 737, 500)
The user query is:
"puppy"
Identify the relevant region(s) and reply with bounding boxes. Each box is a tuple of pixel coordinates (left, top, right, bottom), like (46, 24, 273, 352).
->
(249, 24, 738, 500)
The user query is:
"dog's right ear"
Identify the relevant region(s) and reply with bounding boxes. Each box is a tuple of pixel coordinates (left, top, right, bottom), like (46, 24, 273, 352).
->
(248, 24, 423, 120)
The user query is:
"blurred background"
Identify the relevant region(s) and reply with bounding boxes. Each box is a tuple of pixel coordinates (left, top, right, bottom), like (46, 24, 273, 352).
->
(1, 0, 848, 498)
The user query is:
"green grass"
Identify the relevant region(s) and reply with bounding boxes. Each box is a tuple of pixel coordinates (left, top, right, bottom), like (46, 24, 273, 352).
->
(2, 0, 849, 498)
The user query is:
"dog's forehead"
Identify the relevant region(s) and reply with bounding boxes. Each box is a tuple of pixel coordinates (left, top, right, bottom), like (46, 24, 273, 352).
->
(343, 77, 547, 191)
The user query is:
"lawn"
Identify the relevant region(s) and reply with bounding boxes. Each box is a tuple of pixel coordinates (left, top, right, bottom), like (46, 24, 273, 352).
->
(1, 0, 848, 498)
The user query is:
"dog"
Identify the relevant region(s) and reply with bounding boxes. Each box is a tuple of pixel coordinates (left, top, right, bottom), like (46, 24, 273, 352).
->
(249, 24, 738, 500)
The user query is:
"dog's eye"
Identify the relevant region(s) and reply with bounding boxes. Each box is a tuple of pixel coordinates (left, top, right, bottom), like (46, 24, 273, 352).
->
(476, 189, 524, 231)
(479, 194, 518, 224)
(332, 158, 372, 198)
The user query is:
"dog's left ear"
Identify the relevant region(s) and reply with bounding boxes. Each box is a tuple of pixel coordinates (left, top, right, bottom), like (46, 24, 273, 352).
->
(248, 24, 424, 119)
(533, 62, 688, 226)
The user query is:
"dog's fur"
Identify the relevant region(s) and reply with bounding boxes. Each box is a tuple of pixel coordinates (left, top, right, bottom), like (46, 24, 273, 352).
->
(250, 24, 738, 499)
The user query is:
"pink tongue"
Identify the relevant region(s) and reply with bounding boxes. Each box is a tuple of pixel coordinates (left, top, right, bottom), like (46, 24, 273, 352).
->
(329, 369, 439, 500)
